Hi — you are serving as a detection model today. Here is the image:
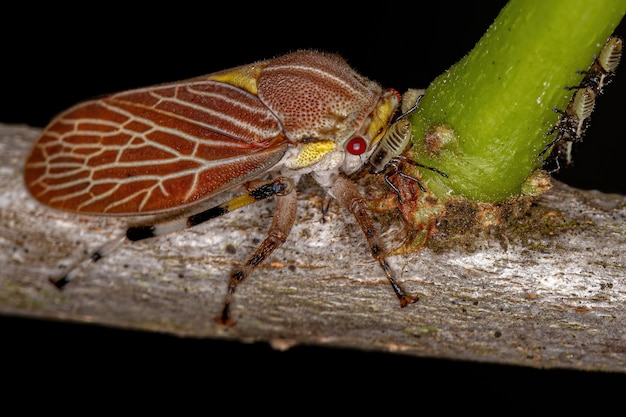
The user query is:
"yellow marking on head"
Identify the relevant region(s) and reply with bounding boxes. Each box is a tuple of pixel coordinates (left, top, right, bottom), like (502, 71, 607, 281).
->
(209, 62, 267, 95)
(295, 140, 336, 168)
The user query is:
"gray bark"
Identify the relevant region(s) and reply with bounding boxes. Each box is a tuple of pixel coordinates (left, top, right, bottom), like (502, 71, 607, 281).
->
(1, 123, 625, 372)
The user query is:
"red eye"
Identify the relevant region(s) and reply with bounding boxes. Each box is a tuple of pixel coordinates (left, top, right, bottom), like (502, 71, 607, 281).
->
(346, 136, 367, 155)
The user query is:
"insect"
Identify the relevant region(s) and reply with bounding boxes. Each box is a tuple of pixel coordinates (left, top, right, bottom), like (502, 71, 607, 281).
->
(367, 89, 447, 204)
(368, 91, 424, 175)
(23, 49, 420, 326)
(541, 36, 622, 172)
(541, 86, 596, 166)
(573, 36, 622, 95)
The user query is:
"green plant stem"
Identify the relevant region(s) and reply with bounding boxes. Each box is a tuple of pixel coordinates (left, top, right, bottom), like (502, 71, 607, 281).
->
(411, 0, 626, 203)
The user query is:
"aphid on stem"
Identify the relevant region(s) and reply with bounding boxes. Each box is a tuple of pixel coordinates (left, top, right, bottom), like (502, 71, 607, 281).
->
(541, 36, 622, 172)
(541, 86, 596, 164)
(367, 89, 448, 204)
(24, 50, 421, 326)
(570, 36, 622, 95)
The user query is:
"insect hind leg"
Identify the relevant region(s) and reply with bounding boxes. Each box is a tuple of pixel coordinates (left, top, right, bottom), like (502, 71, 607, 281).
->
(50, 234, 128, 288)
(50, 177, 294, 292)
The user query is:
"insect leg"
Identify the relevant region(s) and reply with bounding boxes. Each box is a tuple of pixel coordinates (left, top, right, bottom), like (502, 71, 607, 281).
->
(320, 194, 333, 224)
(403, 159, 448, 179)
(330, 175, 419, 307)
(50, 177, 293, 289)
(383, 156, 449, 204)
(50, 235, 128, 288)
(384, 169, 407, 203)
(216, 182, 298, 326)
(538, 135, 560, 158)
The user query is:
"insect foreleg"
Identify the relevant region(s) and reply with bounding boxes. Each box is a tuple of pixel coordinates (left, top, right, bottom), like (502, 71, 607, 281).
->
(330, 175, 419, 307)
(319, 195, 333, 224)
(50, 177, 294, 290)
(216, 183, 298, 326)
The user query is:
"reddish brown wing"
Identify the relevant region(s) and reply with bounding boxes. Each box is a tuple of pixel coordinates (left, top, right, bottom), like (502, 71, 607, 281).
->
(24, 80, 291, 215)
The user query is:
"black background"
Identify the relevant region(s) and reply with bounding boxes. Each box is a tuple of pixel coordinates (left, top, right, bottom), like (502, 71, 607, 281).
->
(2, 3, 625, 410)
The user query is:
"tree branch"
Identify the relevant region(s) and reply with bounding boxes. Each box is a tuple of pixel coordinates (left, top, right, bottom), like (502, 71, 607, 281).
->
(2, 123, 625, 372)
